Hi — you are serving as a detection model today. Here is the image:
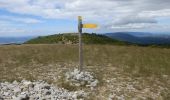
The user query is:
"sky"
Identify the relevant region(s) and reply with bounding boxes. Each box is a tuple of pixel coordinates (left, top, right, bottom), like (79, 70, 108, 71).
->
(0, 0, 170, 37)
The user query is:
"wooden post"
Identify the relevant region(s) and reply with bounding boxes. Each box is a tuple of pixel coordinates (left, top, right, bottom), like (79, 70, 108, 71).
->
(78, 16, 83, 71)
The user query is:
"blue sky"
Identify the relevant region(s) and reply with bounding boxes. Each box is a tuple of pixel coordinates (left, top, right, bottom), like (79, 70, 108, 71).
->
(0, 9, 77, 37)
(0, 0, 170, 37)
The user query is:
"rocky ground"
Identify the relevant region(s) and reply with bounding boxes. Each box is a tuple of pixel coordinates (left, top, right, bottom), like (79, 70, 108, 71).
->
(0, 69, 99, 100)
(65, 69, 98, 89)
(106, 73, 170, 100)
(0, 63, 170, 100)
(0, 44, 170, 99)
(0, 80, 87, 100)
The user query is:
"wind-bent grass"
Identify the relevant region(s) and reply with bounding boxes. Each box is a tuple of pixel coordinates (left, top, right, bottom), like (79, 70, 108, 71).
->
(0, 44, 170, 78)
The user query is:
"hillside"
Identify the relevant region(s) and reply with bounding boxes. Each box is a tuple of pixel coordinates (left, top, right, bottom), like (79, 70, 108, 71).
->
(25, 33, 127, 45)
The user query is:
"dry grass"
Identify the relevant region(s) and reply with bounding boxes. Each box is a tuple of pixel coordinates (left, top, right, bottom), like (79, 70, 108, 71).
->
(0, 44, 170, 99)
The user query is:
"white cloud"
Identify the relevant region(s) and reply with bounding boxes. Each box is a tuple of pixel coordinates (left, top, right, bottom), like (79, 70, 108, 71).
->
(0, 0, 170, 31)
(0, 27, 26, 33)
(0, 20, 27, 36)
(0, 15, 42, 24)
(112, 16, 157, 25)
(139, 9, 170, 18)
(111, 23, 158, 29)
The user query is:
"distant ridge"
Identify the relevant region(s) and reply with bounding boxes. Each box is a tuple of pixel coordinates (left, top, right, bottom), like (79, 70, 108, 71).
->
(105, 32, 170, 45)
(0, 37, 34, 45)
(25, 33, 127, 45)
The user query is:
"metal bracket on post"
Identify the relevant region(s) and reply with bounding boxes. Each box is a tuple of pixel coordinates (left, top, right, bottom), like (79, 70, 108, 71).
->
(78, 16, 83, 72)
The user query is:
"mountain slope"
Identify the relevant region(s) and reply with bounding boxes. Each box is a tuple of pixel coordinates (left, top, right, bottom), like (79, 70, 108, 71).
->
(25, 33, 127, 45)
(105, 32, 170, 45)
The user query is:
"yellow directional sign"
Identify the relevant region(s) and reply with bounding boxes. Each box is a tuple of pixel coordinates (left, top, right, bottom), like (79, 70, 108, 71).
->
(82, 24, 98, 28)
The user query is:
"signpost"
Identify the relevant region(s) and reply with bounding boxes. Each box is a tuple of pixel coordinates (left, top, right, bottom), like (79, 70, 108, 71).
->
(78, 16, 98, 72)
(78, 16, 83, 72)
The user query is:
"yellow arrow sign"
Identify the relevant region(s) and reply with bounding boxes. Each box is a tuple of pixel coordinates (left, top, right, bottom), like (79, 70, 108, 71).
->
(82, 24, 98, 28)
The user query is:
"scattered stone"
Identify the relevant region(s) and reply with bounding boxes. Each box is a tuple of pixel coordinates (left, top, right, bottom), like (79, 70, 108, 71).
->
(162, 75, 168, 79)
(44, 85, 51, 90)
(0, 80, 87, 100)
(106, 76, 168, 100)
(65, 69, 99, 88)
